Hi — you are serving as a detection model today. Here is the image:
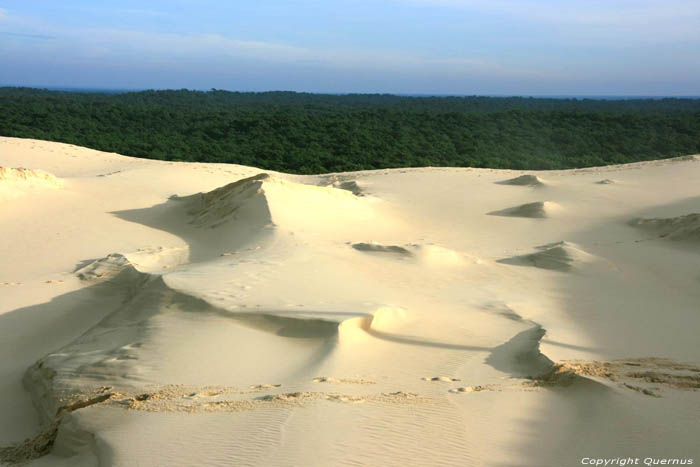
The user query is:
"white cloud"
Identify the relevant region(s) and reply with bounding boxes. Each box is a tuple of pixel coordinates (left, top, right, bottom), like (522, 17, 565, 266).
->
(11, 25, 544, 81)
(0, 8, 8, 21)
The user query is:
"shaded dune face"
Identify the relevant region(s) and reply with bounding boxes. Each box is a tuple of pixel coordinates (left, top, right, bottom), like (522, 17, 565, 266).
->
(351, 242, 413, 256)
(23, 262, 353, 417)
(181, 173, 273, 229)
(629, 213, 700, 242)
(317, 174, 366, 195)
(168, 172, 377, 234)
(181, 173, 380, 232)
(486, 326, 553, 378)
(498, 241, 594, 272)
(488, 201, 559, 218)
(496, 174, 545, 187)
(74, 254, 134, 281)
(350, 242, 467, 268)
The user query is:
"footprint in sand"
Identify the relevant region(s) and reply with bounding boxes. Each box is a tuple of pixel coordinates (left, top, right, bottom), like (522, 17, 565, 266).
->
(422, 376, 460, 382)
(313, 377, 374, 384)
(380, 391, 420, 401)
(249, 384, 281, 390)
(257, 392, 312, 401)
(313, 377, 337, 383)
(448, 385, 491, 393)
(326, 394, 366, 404)
(184, 391, 222, 399)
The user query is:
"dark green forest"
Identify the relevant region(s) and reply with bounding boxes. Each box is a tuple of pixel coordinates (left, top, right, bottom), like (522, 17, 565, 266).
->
(1, 87, 699, 173)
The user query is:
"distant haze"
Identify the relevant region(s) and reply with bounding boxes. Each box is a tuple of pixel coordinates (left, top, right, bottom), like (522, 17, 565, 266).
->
(1, 1, 699, 95)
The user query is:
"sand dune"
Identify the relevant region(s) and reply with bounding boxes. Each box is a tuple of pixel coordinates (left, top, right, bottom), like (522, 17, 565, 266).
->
(351, 242, 413, 256)
(319, 175, 365, 196)
(488, 200, 561, 218)
(496, 174, 546, 186)
(497, 241, 595, 271)
(629, 213, 700, 242)
(177, 172, 378, 232)
(1, 137, 699, 467)
(74, 254, 135, 281)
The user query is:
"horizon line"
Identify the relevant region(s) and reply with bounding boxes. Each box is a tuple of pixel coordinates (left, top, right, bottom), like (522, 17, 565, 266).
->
(2, 85, 700, 99)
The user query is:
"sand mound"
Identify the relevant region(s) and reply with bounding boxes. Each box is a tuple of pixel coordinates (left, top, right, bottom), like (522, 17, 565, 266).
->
(496, 174, 545, 186)
(74, 253, 137, 281)
(489, 201, 559, 218)
(177, 173, 378, 233)
(327, 180, 364, 196)
(351, 242, 465, 266)
(596, 179, 618, 185)
(351, 242, 413, 256)
(177, 173, 273, 229)
(498, 241, 594, 271)
(334, 180, 363, 195)
(529, 358, 700, 396)
(319, 175, 365, 196)
(0, 167, 63, 201)
(629, 213, 700, 242)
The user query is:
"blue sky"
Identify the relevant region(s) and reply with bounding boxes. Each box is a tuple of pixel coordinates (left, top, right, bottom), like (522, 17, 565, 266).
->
(1, 0, 699, 94)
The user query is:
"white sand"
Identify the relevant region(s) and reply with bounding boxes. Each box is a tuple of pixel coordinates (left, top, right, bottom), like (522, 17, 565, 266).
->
(1, 136, 699, 467)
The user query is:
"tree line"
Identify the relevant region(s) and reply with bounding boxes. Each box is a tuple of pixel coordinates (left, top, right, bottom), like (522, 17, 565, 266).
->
(1, 87, 698, 173)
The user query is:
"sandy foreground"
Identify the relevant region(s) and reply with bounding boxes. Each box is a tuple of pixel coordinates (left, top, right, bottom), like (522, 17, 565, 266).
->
(0, 136, 699, 467)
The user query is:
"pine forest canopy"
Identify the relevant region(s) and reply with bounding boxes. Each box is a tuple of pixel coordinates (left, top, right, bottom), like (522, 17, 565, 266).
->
(1, 87, 699, 174)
